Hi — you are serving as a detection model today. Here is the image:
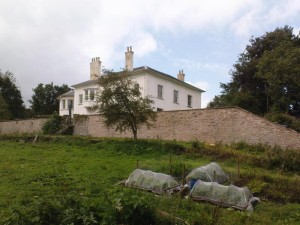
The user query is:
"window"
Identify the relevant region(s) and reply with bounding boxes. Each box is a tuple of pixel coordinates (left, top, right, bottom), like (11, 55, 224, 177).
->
(67, 99, 73, 109)
(85, 90, 89, 100)
(90, 90, 95, 101)
(157, 85, 163, 99)
(173, 90, 179, 103)
(188, 95, 192, 107)
(157, 108, 163, 111)
(62, 99, 66, 109)
(79, 94, 83, 104)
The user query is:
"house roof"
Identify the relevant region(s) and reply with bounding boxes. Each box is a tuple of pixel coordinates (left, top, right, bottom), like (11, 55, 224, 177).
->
(57, 90, 74, 99)
(132, 66, 205, 93)
(71, 66, 205, 93)
(71, 79, 98, 88)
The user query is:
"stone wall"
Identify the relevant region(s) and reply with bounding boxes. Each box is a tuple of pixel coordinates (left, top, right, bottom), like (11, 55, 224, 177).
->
(74, 107, 300, 149)
(0, 107, 299, 149)
(0, 118, 48, 135)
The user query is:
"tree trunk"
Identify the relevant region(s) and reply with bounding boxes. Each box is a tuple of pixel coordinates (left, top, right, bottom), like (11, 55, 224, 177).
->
(133, 129, 137, 142)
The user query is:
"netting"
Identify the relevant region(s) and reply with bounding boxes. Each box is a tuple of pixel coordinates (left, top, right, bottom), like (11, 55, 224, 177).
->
(125, 169, 180, 194)
(190, 180, 260, 211)
(185, 162, 229, 183)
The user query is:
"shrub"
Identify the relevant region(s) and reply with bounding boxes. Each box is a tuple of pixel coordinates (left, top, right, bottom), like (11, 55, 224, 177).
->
(42, 113, 63, 134)
(265, 112, 300, 132)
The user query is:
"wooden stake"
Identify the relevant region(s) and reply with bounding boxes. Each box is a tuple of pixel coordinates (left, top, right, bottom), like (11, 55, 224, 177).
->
(237, 159, 240, 179)
(136, 160, 139, 169)
(182, 164, 186, 185)
(169, 154, 172, 175)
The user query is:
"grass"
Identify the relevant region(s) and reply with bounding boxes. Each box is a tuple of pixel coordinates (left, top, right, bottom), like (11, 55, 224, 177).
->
(0, 136, 299, 224)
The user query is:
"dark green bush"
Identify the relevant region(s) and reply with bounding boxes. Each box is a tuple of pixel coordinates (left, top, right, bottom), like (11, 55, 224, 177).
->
(265, 112, 300, 132)
(42, 113, 63, 134)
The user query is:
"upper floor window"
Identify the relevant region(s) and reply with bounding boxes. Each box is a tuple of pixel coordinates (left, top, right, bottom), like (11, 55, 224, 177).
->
(79, 94, 83, 104)
(173, 90, 179, 103)
(90, 90, 95, 101)
(85, 90, 89, 100)
(188, 95, 192, 107)
(62, 99, 66, 109)
(157, 85, 163, 99)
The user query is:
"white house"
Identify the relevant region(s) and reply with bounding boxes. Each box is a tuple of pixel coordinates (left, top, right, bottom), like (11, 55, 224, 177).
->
(58, 47, 205, 116)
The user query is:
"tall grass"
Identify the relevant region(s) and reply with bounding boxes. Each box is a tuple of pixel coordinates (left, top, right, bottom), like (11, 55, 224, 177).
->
(0, 136, 299, 224)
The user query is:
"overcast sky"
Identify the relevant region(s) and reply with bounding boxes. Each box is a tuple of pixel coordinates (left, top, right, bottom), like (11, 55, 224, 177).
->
(1, 0, 300, 108)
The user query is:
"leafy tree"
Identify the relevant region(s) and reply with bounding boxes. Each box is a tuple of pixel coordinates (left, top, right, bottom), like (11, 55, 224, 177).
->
(0, 94, 11, 120)
(0, 70, 25, 119)
(257, 41, 300, 115)
(96, 70, 157, 141)
(29, 83, 70, 116)
(209, 26, 298, 115)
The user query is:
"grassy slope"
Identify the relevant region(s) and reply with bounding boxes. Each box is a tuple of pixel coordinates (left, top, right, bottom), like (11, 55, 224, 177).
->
(0, 137, 299, 224)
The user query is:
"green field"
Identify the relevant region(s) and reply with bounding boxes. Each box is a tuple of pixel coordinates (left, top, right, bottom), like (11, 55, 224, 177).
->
(0, 136, 299, 224)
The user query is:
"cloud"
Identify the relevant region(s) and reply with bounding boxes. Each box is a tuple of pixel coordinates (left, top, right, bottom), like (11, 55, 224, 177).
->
(187, 81, 209, 91)
(173, 59, 230, 77)
(0, 0, 300, 108)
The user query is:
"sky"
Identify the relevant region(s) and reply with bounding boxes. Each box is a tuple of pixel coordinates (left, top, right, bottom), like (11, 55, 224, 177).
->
(1, 0, 300, 108)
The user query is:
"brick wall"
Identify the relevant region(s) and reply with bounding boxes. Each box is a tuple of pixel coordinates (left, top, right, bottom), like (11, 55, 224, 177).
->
(0, 107, 299, 149)
(74, 107, 300, 149)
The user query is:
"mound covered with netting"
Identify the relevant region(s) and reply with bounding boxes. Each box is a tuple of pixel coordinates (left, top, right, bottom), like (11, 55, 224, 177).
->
(186, 162, 229, 184)
(125, 169, 180, 195)
(190, 180, 260, 211)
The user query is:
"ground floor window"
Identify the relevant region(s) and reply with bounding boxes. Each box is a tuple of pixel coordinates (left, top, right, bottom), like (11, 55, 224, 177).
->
(79, 94, 83, 104)
(62, 99, 66, 109)
(188, 95, 192, 107)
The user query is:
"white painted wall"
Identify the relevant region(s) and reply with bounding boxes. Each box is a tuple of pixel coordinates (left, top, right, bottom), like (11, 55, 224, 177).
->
(60, 70, 202, 115)
(132, 73, 202, 111)
(73, 83, 99, 115)
(59, 97, 74, 117)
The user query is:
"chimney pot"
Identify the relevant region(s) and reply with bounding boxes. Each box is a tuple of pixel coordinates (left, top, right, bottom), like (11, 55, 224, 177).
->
(90, 57, 101, 80)
(125, 46, 134, 71)
(177, 70, 185, 82)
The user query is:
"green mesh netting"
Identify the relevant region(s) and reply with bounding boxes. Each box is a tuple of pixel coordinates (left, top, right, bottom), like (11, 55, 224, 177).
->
(185, 162, 229, 183)
(190, 180, 260, 211)
(125, 169, 179, 194)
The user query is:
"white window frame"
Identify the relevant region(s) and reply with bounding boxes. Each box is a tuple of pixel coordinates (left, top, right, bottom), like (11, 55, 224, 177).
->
(90, 89, 95, 101)
(62, 99, 66, 109)
(188, 95, 192, 108)
(85, 90, 89, 100)
(67, 99, 73, 109)
(79, 94, 83, 104)
(157, 84, 163, 99)
(173, 90, 179, 103)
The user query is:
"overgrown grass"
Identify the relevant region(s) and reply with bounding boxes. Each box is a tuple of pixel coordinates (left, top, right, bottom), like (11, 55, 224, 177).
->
(0, 135, 299, 224)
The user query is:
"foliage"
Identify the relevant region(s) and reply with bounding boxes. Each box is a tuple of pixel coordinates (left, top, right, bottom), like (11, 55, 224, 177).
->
(29, 82, 70, 116)
(42, 113, 63, 134)
(96, 70, 157, 141)
(208, 26, 300, 118)
(0, 94, 11, 120)
(257, 41, 300, 114)
(0, 70, 26, 119)
(265, 112, 300, 132)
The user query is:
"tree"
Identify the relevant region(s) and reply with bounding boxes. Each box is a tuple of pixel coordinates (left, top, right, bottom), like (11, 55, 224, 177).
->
(257, 41, 300, 115)
(208, 26, 299, 116)
(29, 83, 70, 116)
(0, 70, 25, 119)
(96, 70, 157, 141)
(0, 94, 11, 120)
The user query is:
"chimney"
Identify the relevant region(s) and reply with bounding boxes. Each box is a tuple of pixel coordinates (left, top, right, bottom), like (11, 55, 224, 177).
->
(125, 46, 134, 71)
(90, 57, 101, 80)
(177, 70, 185, 82)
